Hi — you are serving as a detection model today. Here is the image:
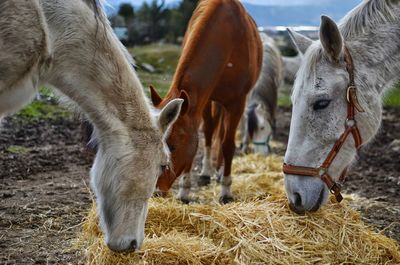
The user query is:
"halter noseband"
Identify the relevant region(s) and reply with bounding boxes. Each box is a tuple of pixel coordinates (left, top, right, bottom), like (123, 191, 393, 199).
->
(282, 46, 365, 203)
(253, 135, 272, 153)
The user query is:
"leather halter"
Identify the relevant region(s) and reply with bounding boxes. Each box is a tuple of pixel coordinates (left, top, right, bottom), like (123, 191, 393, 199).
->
(282, 46, 365, 203)
(253, 134, 272, 153)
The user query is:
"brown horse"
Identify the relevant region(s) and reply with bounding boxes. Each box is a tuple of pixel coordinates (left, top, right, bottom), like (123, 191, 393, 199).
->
(150, 0, 262, 203)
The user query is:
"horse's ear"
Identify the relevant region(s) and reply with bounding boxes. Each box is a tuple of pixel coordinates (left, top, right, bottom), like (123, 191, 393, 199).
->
(320, 15, 343, 63)
(150, 85, 163, 106)
(179, 90, 190, 115)
(287, 28, 313, 55)
(158, 98, 184, 133)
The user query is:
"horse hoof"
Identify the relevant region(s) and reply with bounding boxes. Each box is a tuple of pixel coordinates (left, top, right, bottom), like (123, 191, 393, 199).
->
(219, 195, 234, 204)
(198, 175, 211, 186)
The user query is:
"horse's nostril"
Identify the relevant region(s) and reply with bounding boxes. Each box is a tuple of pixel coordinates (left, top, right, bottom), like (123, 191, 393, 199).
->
(293, 192, 302, 207)
(130, 239, 137, 250)
(289, 192, 305, 214)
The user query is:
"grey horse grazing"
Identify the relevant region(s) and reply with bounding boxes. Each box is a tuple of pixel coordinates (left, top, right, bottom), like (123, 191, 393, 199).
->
(0, 0, 183, 252)
(284, 0, 400, 213)
(241, 33, 283, 155)
(282, 54, 302, 84)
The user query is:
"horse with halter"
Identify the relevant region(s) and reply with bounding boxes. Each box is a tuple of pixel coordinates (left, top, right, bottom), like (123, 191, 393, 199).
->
(0, 0, 183, 252)
(150, 0, 262, 203)
(241, 33, 283, 155)
(283, 0, 400, 214)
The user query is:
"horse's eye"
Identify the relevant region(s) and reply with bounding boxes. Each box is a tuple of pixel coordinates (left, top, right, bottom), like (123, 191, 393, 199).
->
(260, 126, 265, 130)
(313, 99, 331, 111)
(167, 144, 175, 152)
(161, 164, 170, 173)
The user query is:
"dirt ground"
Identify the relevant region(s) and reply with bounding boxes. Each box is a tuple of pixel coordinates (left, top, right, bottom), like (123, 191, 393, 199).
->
(0, 107, 399, 264)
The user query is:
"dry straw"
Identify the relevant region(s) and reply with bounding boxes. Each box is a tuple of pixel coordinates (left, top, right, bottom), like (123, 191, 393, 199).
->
(77, 154, 400, 264)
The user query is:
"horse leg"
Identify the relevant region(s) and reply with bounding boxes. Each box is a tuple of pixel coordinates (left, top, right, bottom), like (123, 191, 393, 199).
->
(239, 116, 251, 154)
(214, 109, 225, 183)
(219, 102, 245, 204)
(198, 101, 215, 186)
(178, 169, 192, 204)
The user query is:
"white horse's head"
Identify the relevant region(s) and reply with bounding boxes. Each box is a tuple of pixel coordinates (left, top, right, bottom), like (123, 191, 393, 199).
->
(246, 103, 273, 155)
(90, 99, 183, 252)
(284, 16, 380, 213)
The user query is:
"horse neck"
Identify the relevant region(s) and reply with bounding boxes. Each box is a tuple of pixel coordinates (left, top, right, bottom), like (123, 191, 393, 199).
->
(42, 1, 156, 138)
(349, 27, 400, 96)
(346, 13, 400, 144)
(164, 83, 205, 126)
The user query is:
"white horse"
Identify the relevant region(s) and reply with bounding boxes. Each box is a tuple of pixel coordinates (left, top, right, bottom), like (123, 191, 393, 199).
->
(283, 0, 400, 214)
(240, 33, 283, 155)
(0, 0, 183, 252)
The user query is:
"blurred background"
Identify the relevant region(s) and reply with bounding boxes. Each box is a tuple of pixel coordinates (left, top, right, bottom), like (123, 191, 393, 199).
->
(101, 0, 400, 105)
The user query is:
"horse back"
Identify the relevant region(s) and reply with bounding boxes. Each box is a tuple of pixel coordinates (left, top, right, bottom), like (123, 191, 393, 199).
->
(0, 0, 49, 91)
(210, 0, 263, 104)
(173, 0, 262, 107)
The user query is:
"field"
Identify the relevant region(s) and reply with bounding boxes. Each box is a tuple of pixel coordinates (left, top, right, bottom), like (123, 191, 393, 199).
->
(0, 45, 399, 263)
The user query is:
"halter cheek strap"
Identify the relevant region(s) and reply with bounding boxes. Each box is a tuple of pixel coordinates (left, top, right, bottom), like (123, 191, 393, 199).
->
(282, 46, 365, 203)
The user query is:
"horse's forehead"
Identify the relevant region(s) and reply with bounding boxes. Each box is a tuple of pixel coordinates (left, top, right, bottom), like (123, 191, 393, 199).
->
(293, 54, 340, 103)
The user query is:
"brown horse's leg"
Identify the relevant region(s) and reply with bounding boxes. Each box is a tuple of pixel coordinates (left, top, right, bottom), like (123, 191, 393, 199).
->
(214, 108, 225, 182)
(198, 101, 215, 186)
(219, 101, 245, 204)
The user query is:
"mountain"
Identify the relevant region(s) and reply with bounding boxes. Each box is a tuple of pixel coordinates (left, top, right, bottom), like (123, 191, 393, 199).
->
(104, 0, 180, 15)
(243, 0, 362, 27)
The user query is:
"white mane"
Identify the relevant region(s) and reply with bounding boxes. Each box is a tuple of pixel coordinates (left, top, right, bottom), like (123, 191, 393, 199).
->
(339, 0, 398, 40)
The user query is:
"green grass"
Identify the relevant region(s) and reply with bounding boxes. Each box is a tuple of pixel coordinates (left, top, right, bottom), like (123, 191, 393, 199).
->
(16, 100, 70, 121)
(39, 87, 55, 98)
(6, 145, 29, 154)
(130, 44, 181, 98)
(137, 72, 174, 98)
(130, 44, 181, 74)
(278, 94, 291, 107)
(384, 82, 400, 107)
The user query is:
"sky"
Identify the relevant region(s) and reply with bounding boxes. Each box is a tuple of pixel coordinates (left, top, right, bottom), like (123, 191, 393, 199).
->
(107, 0, 335, 7)
(105, 0, 362, 26)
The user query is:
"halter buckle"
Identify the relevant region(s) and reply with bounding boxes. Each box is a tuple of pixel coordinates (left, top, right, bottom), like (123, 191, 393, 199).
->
(346, 86, 365, 112)
(345, 118, 356, 128)
(329, 182, 343, 203)
(346, 86, 356, 103)
(329, 182, 342, 194)
(318, 167, 327, 177)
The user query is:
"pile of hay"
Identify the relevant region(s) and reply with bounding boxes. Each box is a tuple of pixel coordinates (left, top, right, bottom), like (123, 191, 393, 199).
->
(77, 154, 400, 264)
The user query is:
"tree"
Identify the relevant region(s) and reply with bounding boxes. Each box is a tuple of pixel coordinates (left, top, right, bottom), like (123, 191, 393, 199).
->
(135, 0, 169, 43)
(116, 0, 200, 45)
(166, 0, 198, 43)
(109, 15, 126, 27)
(118, 3, 135, 22)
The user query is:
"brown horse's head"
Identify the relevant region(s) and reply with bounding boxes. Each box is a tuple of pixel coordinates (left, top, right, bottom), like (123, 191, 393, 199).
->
(150, 86, 199, 192)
